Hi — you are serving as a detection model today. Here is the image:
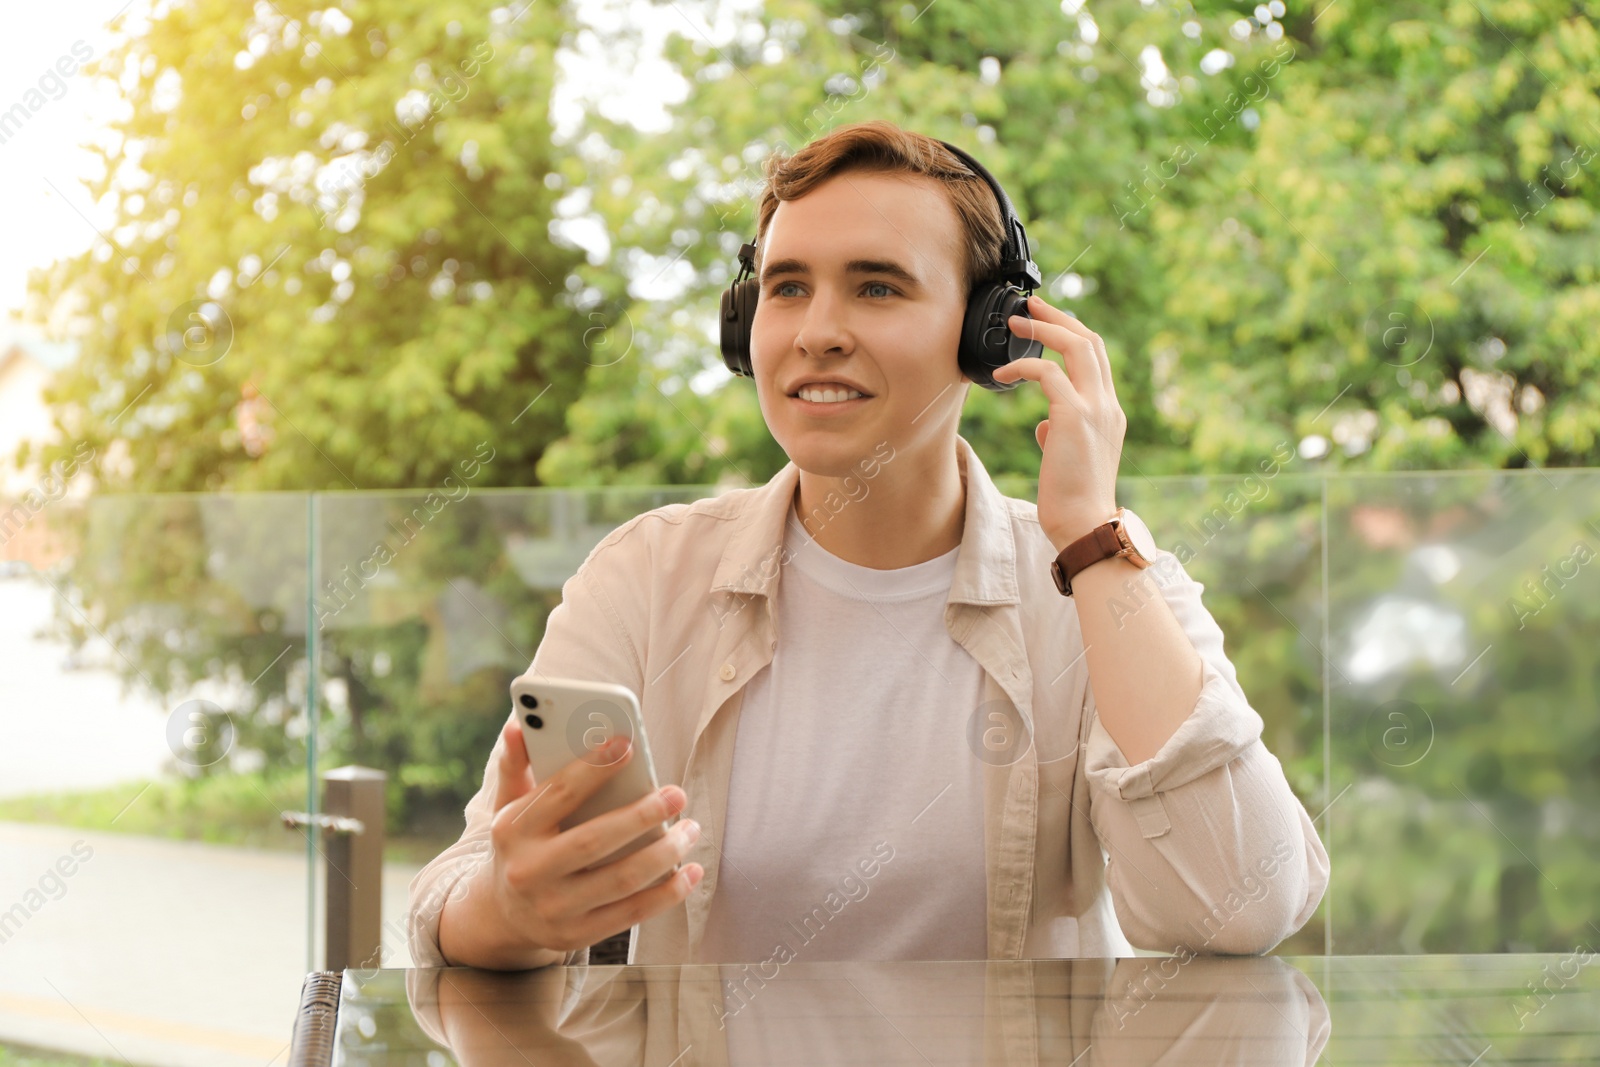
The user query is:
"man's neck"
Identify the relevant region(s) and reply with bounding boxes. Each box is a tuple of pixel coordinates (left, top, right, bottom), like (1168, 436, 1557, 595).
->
(793, 440, 966, 570)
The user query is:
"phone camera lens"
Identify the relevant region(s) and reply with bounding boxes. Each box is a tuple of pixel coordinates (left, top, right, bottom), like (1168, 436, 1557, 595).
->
(524, 713, 544, 730)
(518, 693, 538, 709)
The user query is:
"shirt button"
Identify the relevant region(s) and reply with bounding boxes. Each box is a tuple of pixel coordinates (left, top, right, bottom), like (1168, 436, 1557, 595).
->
(719, 663, 736, 681)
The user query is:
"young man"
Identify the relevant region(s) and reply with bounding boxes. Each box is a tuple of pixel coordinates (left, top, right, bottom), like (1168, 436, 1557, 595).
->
(410, 121, 1328, 971)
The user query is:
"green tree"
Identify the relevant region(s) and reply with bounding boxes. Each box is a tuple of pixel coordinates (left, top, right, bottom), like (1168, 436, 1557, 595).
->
(540, 0, 1600, 485)
(24, 0, 593, 492)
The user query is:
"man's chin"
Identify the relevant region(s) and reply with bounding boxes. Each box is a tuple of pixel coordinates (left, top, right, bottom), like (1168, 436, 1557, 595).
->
(780, 429, 883, 478)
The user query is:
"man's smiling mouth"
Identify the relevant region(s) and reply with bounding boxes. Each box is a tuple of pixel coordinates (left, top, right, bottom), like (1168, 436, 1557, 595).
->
(793, 384, 867, 403)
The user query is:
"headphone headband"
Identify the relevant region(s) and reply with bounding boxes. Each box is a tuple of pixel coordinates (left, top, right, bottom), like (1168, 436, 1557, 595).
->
(932, 139, 1043, 294)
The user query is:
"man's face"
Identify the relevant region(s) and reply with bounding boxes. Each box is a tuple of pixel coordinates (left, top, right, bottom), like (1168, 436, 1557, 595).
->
(750, 169, 970, 477)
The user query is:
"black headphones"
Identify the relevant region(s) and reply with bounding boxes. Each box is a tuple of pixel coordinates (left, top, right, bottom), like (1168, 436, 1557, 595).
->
(718, 138, 1044, 392)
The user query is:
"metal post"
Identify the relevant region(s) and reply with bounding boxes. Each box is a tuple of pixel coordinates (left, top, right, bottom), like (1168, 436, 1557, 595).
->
(305, 496, 318, 974)
(323, 766, 385, 971)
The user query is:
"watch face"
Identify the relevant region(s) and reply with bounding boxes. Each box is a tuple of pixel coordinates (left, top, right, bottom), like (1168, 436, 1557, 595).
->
(1118, 509, 1159, 563)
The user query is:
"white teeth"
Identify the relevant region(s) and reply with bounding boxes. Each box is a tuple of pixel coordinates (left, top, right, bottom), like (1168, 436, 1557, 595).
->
(798, 385, 864, 403)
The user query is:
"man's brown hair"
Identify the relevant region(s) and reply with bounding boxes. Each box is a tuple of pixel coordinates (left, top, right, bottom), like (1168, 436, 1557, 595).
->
(754, 120, 1007, 299)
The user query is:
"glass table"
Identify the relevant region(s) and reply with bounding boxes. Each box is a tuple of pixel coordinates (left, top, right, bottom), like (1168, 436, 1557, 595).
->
(288, 953, 1597, 1065)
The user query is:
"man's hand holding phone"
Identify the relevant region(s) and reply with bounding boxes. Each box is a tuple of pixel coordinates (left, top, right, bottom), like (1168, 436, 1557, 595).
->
(438, 715, 704, 969)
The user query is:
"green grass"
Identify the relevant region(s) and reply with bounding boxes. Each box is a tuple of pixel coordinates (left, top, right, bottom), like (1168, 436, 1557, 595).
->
(0, 1041, 123, 1067)
(0, 770, 306, 850)
(0, 771, 456, 864)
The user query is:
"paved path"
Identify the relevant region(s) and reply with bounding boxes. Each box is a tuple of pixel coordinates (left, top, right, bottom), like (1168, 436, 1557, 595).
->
(0, 821, 422, 1067)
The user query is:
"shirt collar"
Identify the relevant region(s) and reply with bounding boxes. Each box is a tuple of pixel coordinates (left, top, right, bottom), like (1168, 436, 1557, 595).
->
(710, 434, 1019, 607)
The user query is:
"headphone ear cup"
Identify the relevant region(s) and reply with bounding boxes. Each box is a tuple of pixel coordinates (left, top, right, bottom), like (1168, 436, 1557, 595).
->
(959, 283, 1041, 391)
(719, 278, 759, 377)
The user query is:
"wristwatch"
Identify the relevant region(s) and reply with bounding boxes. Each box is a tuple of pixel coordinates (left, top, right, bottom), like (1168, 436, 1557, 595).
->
(1050, 507, 1156, 596)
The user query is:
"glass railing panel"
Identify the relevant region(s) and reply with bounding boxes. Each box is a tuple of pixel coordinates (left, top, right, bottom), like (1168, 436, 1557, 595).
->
(5, 464, 1596, 1067)
(0, 491, 313, 1065)
(311, 486, 715, 965)
(1324, 469, 1600, 953)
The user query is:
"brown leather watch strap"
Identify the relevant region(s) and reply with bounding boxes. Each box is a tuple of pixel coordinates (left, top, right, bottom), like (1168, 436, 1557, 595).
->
(1065, 522, 1125, 579)
(1051, 518, 1132, 596)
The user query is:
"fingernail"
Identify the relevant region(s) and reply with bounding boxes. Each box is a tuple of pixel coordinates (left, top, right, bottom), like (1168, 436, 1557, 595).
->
(680, 819, 701, 844)
(604, 735, 630, 757)
(684, 864, 704, 888)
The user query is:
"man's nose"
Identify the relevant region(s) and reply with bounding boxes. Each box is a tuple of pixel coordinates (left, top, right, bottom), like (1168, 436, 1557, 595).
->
(795, 289, 853, 356)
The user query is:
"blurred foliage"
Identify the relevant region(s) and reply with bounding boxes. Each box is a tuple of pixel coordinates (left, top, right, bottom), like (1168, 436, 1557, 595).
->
(23, 0, 593, 491)
(21, 0, 1600, 489)
(540, 0, 1600, 484)
(1110, 467, 1600, 955)
(14, 0, 1600, 957)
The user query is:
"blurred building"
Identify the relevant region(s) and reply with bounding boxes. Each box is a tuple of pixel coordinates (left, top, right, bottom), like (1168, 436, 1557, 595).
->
(0, 322, 78, 569)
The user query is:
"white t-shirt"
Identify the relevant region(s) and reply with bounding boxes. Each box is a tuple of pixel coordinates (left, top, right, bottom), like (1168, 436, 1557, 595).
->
(698, 505, 990, 968)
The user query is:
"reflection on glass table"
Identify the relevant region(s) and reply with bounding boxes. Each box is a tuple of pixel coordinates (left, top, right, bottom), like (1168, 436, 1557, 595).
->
(299, 953, 1599, 1066)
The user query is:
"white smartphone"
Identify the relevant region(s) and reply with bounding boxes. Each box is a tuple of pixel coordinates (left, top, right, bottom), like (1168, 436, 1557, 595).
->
(510, 674, 676, 876)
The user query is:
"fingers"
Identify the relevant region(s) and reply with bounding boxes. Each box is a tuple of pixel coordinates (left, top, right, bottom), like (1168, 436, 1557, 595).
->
(993, 354, 1085, 415)
(1049, 306, 1116, 399)
(573, 862, 705, 949)
(1007, 300, 1103, 396)
(479, 716, 702, 959)
(496, 729, 633, 838)
(547, 780, 688, 877)
(566, 814, 700, 909)
(504, 737, 640, 836)
(492, 715, 532, 813)
(998, 354, 1124, 467)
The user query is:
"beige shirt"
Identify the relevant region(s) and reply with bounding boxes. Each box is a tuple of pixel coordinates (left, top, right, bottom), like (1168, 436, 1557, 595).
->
(408, 435, 1329, 970)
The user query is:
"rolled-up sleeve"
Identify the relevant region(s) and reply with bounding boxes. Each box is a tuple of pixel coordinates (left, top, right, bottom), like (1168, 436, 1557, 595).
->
(1080, 526, 1329, 956)
(407, 533, 646, 969)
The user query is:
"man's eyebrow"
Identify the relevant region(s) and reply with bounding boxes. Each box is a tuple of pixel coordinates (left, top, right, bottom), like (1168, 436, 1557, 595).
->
(758, 257, 924, 290)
